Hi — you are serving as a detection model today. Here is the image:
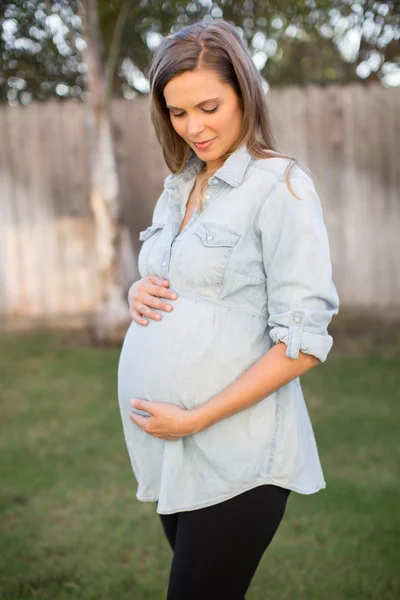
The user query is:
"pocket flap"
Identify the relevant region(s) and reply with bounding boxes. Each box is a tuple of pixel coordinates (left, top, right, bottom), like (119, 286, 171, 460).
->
(139, 223, 164, 242)
(194, 222, 241, 248)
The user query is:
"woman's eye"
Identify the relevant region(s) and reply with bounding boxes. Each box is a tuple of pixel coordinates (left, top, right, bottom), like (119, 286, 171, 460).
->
(171, 107, 218, 118)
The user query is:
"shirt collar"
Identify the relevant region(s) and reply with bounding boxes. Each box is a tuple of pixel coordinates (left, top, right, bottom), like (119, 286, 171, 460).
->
(164, 143, 254, 190)
(164, 152, 204, 190)
(214, 143, 254, 188)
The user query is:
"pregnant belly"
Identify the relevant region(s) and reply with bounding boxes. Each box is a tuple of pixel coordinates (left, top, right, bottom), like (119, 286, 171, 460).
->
(117, 295, 270, 415)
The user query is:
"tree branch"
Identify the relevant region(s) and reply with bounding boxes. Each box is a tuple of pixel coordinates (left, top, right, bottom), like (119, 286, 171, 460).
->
(105, 0, 135, 112)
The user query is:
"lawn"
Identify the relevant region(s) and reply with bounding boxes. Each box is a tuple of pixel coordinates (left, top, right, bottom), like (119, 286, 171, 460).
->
(0, 327, 399, 599)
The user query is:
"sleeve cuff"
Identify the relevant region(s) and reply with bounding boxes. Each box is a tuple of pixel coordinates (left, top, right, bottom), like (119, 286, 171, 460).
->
(269, 311, 334, 363)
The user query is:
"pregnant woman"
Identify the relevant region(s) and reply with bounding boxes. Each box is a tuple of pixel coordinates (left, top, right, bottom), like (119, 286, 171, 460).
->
(118, 18, 339, 600)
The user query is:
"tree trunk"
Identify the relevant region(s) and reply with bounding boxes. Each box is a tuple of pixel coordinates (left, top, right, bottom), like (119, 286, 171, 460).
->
(80, 0, 134, 344)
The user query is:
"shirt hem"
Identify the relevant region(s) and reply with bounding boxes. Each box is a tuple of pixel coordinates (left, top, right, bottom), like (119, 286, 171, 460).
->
(136, 478, 327, 515)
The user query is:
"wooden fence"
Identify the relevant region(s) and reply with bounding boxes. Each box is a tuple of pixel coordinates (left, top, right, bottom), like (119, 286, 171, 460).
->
(0, 82, 399, 327)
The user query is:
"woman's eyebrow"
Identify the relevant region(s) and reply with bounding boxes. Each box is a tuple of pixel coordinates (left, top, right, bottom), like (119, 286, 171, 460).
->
(166, 97, 221, 110)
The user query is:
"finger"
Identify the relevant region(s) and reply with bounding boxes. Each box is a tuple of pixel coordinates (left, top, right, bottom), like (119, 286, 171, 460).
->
(128, 412, 149, 431)
(129, 310, 148, 326)
(128, 307, 148, 325)
(130, 399, 154, 414)
(147, 284, 178, 301)
(148, 276, 170, 287)
(133, 302, 163, 321)
(137, 292, 174, 313)
(137, 281, 178, 301)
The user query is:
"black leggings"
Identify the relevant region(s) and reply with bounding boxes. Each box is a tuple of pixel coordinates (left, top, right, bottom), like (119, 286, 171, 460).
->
(158, 484, 291, 600)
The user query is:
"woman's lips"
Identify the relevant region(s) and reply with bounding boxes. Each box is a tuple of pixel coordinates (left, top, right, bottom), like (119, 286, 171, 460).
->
(193, 137, 216, 150)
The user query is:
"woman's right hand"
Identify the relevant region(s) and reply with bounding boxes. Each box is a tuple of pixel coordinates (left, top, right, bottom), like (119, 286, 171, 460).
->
(128, 275, 178, 325)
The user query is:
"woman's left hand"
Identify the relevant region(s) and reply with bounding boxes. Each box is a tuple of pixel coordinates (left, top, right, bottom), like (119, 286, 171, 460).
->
(128, 399, 198, 441)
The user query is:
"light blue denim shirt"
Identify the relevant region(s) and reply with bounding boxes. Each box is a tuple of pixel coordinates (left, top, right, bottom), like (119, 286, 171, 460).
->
(117, 143, 340, 514)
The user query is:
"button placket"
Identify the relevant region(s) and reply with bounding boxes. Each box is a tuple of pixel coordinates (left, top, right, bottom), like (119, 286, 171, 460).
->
(170, 179, 228, 271)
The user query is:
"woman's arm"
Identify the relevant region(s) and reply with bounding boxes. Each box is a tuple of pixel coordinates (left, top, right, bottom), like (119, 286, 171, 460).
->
(189, 342, 318, 434)
(129, 341, 319, 440)
(189, 172, 339, 435)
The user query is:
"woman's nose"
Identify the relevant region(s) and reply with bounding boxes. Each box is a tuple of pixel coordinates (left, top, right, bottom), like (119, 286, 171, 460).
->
(186, 116, 205, 137)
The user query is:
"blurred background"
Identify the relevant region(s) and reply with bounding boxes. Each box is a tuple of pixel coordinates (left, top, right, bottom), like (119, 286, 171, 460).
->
(0, 1, 399, 599)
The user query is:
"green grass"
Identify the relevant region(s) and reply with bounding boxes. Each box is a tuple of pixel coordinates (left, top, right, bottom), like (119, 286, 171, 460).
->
(0, 328, 399, 599)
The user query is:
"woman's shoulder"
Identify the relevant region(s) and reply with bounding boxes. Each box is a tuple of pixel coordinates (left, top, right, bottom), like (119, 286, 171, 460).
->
(251, 155, 314, 185)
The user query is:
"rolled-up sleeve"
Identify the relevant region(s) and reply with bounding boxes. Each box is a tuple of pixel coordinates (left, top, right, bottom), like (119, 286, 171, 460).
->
(256, 173, 340, 363)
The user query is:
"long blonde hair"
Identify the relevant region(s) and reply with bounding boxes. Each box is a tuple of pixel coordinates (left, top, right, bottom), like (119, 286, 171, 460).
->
(146, 19, 311, 210)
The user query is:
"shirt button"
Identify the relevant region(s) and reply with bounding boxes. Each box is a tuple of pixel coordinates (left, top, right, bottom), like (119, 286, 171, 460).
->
(162, 260, 167, 267)
(204, 194, 210, 200)
(206, 234, 214, 241)
(293, 312, 301, 323)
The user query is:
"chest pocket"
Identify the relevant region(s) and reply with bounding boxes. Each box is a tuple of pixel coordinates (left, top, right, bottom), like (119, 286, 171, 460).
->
(138, 223, 165, 277)
(179, 221, 241, 290)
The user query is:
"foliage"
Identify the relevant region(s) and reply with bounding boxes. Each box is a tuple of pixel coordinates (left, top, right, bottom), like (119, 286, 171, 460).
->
(0, 0, 399, 105)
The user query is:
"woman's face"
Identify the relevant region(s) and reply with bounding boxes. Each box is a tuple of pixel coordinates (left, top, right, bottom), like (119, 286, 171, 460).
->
(163, 68, 243, 171)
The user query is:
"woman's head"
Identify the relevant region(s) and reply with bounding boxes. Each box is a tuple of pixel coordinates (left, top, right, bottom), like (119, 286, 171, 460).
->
(147, 19, 306, 200)
(163, 67, 243, 174)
